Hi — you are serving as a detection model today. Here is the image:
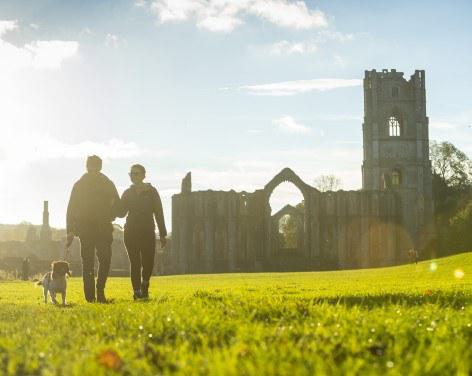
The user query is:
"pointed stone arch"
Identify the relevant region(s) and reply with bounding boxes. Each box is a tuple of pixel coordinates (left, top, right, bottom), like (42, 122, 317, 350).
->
(264, 168, 318, 202)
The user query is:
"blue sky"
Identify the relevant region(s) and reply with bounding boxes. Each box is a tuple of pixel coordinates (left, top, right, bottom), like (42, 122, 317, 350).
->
(0, 0, 471, 229)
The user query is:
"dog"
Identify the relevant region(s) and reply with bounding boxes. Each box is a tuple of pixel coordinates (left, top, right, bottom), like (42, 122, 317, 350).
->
(37, 261, 71, 305)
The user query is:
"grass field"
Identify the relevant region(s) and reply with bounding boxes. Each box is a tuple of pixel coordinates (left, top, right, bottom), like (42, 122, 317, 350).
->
(0, 253, 471, 375)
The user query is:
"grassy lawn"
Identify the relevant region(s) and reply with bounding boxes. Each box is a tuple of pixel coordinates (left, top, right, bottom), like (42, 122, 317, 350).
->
(0, 253, 471, 375)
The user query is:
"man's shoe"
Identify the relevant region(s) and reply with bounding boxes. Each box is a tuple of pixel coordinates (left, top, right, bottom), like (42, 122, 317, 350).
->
(96, 289, 107, 303)
(141, 282, 149, 299)
(133, 290, 143, 300)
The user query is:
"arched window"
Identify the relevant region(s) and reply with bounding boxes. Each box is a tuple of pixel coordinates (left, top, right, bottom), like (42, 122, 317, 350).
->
(391, 170, 401, 186)
(388, 116, 401, 137)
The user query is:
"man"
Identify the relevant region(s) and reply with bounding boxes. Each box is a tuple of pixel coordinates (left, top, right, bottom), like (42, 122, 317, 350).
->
(117, 164, 167, 300)
(66, 155, 119, 303)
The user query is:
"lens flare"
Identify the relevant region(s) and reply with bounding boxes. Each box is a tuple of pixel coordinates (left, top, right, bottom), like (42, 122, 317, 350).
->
(429, 262, 437, 272)
(454, 269, 465, 279)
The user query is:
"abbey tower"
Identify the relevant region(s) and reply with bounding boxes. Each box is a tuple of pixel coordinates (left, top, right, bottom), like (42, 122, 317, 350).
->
(362, 69, 434, 253)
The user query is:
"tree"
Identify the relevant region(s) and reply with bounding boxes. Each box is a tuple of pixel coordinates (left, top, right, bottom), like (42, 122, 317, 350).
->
(279, 214, 298, 249)
(314, 174, 342, 192)
(446, 200, 472, 253)
(430, 141, 472, 190)
(430, 141, 472, 219)
(428, 141, 472, 255)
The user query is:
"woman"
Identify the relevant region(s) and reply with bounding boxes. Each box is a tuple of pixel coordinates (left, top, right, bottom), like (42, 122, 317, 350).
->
(118, 164, 167, 300)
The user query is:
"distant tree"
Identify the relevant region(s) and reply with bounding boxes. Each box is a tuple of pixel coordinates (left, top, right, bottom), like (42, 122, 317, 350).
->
(430, 141, 472, 189)
(429, 141, 472, 255)
(279, 214, 298, 249)
(430, 141, 472, 218)
(446, 200, 472, 253)
(314, 174, 342, 192)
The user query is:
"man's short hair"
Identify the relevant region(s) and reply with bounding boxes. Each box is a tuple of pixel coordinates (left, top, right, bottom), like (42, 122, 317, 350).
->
(86, 155, 102, 171)
(131, 164, 146, 175)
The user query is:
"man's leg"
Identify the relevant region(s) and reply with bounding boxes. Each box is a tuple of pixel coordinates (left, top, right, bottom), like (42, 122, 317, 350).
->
(141, 233, 156, 299)
(95, 231, 113, 302)
(80, 236, 96, 302)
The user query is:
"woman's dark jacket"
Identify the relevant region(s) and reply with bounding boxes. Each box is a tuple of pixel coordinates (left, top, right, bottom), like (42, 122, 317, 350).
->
(117, 184, 167, 237)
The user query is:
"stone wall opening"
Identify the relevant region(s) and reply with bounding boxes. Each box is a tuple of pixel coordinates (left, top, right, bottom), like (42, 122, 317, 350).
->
(278, 214, 298, 249)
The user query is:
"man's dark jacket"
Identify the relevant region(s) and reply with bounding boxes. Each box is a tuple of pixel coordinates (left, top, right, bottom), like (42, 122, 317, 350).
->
(66, 172, 120, 237)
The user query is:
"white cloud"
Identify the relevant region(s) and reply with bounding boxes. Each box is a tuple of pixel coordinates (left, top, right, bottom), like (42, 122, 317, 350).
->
(147, 0, 328, 32)
(104, 33, 127, 48)
(134, 0, 147, 7)
(0, 131, 136, 167)
(0, 20, 17, 36)
(269, 40, 317, 55)
(0, 20, 79, 72)
(273, 115, 310, 134)
(25, 41, 79, 69)
(249, 0, 327, 29)
(239, 78, 362, 96)
(0, 128, 170, 172)
(317, 30, 355, 43)
(261, 30, 357, 57)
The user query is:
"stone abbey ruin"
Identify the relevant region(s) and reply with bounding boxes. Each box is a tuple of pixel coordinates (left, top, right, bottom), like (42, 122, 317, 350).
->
(164, 69, 434, 274)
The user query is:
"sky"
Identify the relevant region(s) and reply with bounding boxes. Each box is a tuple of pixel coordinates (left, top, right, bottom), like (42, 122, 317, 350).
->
(0, 0, 471, 230)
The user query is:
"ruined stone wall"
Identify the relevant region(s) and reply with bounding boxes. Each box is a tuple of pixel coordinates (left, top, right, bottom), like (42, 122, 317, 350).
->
(168, 170, 403, 275)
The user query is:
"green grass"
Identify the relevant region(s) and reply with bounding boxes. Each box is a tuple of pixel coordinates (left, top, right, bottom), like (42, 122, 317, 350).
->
(0, 253, 471, 375)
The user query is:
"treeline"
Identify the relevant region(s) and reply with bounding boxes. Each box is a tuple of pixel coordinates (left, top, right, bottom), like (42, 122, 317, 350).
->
(0, 224, 65, 242)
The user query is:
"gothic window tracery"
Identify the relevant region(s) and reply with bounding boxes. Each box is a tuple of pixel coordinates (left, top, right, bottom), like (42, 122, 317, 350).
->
(388, 116, 401, 137)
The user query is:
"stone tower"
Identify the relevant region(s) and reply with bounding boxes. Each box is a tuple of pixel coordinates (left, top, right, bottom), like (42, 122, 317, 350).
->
(362, 69, 434, 255)
(40, 201, 52, 243)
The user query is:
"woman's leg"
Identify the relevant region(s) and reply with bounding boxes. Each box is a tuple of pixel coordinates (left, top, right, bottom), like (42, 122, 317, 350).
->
(124, 231, 142, 293)
(140, 232, 156, 298)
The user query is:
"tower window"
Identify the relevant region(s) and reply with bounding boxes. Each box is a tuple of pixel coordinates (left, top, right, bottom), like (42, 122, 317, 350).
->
(392, 87, 399, 98)
(388, 116, 401, 137)
(391, 170, 401, 186)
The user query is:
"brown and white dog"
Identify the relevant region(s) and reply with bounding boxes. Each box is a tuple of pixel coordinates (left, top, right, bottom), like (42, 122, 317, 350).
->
(37, 261, 71, 305)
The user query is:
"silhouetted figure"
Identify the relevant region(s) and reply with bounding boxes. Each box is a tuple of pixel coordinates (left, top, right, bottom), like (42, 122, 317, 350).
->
(66, 155, 120, 303)
(408, 248, 419, 264)
(117, 164, 167, 300)
(21, 257, 30, 281)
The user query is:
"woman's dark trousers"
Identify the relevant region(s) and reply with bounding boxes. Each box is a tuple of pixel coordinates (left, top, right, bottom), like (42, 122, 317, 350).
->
(124, 229, 156, 292)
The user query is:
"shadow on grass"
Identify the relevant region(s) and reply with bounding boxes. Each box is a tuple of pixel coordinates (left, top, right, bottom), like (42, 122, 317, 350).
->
(310, 292, 471, 308)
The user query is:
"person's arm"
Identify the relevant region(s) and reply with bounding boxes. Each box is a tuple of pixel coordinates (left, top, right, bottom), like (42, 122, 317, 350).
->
(152, 188, 167, 246)
(115, 190, 129, 219)
(109, 181, 122, 220)
(66, 183, 79, 247)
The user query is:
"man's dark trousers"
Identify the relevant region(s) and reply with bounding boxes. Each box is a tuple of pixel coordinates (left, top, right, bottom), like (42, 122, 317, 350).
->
(79, 225, 113, 302)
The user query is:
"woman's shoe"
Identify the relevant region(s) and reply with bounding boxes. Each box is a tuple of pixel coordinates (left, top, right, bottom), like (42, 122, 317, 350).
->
(133, 290, 143, 300)
(141, 282, 149, 299)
